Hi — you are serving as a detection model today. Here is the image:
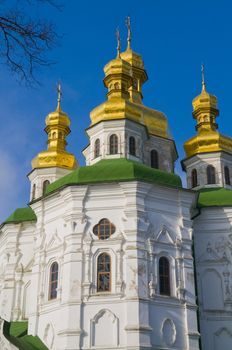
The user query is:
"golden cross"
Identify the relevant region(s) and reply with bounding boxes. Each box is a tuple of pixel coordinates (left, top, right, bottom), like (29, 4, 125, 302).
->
(201, 63, 206, 91)
(126, 16, 132, 49)
(116, 27, 121, 58)
(57, 82, 62, 103)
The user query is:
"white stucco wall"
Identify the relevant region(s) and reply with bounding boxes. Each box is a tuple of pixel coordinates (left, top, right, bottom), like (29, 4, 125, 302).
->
(194, 207, 232, 350)
(0, 180, 197, 350)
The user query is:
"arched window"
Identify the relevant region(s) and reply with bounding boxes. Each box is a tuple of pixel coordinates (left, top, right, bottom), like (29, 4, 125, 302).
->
(129, 136, 136, 156)
(97, 253, 111, 292)
(159, 257, 171, 296)
(94, 138, 100, 158)
(49, 262, 59, 300)
(207, 165, 216, 184)
(93, 219, 115, 240)
(109, 134, 118, 155)
(225, 166, 231, 185)
(42, 180, 50, 195)
(191, 169, 198, 188)
(32, 184, 36, 200)
(151, 150, 159, 169)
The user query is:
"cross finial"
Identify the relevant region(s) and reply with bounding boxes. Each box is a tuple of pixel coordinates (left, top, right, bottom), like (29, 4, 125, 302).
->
(201, 63, 206, 91)
(126, 15, 132, 50)
(116, 27, 121, 58)
(56, 81, 62, 110)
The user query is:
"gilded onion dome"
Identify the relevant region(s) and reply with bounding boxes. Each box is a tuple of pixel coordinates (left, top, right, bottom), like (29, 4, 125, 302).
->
(90, 22, 169, 139)
(184, 66, 232, 158)
(31, 84, 78, 170)
(120, 16, 148, 104)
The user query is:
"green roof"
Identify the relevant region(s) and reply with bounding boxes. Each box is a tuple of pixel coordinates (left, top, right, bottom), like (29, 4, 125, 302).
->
(4, 207, 37, 224)
(46, 158, 182, 195)
(46, 158, 182, 194)
(3, 321, 48, 350)
(198, 187, 232, 208)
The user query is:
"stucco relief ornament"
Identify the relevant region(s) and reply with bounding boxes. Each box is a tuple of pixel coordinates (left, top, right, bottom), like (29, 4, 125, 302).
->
(175, 236, 182, 247)
(161, 318, 176, 346)
(148, 278, 155, 297)
(119, 280, 126, 294)
(198, 242, 224, 262)
(15, 263, 24, 280)
(223, 264, 232, 300)
(214, 236, 232, 261)
(35, 229, 46, 249)
(71, 221, 77, 232)
(138, 216, 151, 235)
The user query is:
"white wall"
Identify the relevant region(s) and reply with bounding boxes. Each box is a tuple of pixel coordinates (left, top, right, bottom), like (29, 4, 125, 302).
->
(194, 207, 232, 350)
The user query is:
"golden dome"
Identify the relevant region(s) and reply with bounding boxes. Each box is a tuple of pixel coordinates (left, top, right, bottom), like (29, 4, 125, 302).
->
(90, 25, 169, 139)
(120, 47, 145, 71)
(192, 85, 218, 113)
(184, 69, 232, 158)
(103, 56, 132, 100)
(32, 85, 78, 170)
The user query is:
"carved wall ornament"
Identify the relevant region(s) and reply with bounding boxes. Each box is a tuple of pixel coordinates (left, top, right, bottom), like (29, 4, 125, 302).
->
(137, 216, 151, 234)
(214, 327, 232, 350)
(45, 231, 64, 252)
(198, 242, 225, 263)
(72, 221, 77, 231)
(90, 309, 119, 347)
(155, 225, 175, 245)
(214, 236, 232, 261)
(161, 318, 176, 346)
(43, 323, 55, 349)
(223, 264, 232, 300)
(148, 279, 156, 297)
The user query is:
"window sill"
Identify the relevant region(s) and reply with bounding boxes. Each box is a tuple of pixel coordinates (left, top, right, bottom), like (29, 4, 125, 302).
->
(87, 292, 123, 299)
(151, 294, 181, 303)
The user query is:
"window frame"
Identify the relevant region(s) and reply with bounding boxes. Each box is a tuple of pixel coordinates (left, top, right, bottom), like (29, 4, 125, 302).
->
(94, 138, 100, 158)
(159, 256, 171, 296)
(225, 166, 231, 185)
(97, 253, 111, 293)
(42, 180, 50, 196)
(32, 183, 36, 200)
(48, 261, 59, 300)
(109, 134, 118, 155)
(207, 165, 216, 184)
(191, 168, 198, 188)
(93, 218, 116, 240)
(151, 149, 159, 169)
(129, 136, 136, 156)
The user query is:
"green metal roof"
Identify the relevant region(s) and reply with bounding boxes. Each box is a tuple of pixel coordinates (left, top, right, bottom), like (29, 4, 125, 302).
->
(4, 207, 37, 224)
(3, 321, 48, 350)
(198, 187, 232, 208)
(46, 158, 182, 195)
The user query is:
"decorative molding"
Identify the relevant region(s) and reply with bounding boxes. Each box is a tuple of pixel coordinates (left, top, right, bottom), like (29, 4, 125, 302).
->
(156, 225, 175, 245)
(161, 318, 176, 347)
(197, 242, 227, 263)
(90, 309, 119, 347)
(45, 231, 64, 252)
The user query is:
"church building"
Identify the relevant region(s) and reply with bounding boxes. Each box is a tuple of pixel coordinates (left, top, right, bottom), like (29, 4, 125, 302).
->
(0, 22, 232, 350)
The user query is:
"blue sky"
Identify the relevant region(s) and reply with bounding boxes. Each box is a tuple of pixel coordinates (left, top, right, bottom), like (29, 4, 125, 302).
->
(1, 0, 232, 222)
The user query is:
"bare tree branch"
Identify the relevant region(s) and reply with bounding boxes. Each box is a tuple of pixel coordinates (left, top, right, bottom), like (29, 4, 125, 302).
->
(0, 0, 60, 85)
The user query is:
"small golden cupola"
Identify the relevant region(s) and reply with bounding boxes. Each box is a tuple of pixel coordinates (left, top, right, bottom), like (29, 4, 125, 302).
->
(103, 28, 133, 102)
(184, 65, 232, 158)
(32, 84, 78, 170)
(120, 16, 148, 104)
